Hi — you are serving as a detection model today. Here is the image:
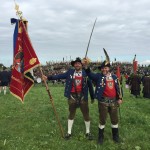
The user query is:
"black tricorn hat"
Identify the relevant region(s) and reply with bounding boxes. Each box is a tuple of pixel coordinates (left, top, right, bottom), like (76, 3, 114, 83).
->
(71, 57, 82, 66)
(98, 48, 111, 69)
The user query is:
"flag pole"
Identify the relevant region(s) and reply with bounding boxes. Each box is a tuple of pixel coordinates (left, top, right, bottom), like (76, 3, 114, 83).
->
(118, 79, 123, 121)
(39, 67, 64, 138)
(14, 1, 64, 138)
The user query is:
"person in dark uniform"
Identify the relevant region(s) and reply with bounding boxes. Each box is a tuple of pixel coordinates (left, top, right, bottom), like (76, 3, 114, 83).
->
(43, 57, 94, 140)
(83, 49, 123, 144)
(142, 72, 150, 98)
(0, 67, 10, 95)
(129, 73, 141, 98)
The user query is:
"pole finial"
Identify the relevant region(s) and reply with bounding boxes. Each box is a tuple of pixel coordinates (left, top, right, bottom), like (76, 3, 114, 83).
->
(14, 0, 23, 19)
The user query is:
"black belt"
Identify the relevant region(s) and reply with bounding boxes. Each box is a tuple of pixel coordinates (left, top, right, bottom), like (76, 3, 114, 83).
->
(71, 93, 83, 100)
(99, 102, 118, 107)
(101, 97, 116, 103)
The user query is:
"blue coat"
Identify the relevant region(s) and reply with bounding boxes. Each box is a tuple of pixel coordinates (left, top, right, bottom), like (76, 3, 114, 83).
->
(48, 69, 94, 100)
(85, 69, 122, 101)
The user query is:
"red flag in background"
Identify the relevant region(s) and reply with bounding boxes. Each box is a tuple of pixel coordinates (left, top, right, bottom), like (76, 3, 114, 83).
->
(116, 66, 121, 81)
(10, 18, 40, 102)
(132, 54, 138, 74)
(133, 61, 138, 74)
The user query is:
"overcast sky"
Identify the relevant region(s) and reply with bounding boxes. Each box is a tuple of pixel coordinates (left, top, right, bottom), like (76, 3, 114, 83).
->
(0, 0, 150, 67)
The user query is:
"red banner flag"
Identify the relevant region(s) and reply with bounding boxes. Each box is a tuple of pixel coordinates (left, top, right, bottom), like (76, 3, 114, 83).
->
(10, 18, 40, 102)
(116, 66, 121, 81)
(133, 61, 138, 74)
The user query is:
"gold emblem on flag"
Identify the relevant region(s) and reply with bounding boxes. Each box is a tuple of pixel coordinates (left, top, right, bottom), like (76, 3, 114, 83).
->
(18, 45, 23, 51)
(29, 58, 37, 65)
(18, 27, 22, 33)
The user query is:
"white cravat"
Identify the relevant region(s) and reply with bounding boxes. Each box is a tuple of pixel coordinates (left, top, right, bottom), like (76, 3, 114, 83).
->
(106, 73, 113, 80)
(74, 71, 82, 77)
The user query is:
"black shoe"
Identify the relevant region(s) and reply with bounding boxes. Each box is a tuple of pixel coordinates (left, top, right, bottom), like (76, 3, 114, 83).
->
(64, 133, 71, 140)
(112, 128, 120, 143)
(98, 128, 104, 145)
(86, 133, 93, 140)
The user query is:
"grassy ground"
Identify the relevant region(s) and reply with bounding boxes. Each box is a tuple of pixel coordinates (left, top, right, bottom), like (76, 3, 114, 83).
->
(0, 83, 150, 150)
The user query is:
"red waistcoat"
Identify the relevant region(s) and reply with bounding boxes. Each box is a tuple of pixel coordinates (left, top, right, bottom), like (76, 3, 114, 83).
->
(71, 74, 83, 93)
(103, 78, 116, 98)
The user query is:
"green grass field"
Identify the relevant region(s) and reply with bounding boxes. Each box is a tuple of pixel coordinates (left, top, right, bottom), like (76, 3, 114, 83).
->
(0, 83, 150, 150)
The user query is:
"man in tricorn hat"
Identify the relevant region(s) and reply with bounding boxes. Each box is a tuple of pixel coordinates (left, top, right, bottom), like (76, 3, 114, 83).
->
(83, 49, 123, 144)
(43, 57, 94, 140)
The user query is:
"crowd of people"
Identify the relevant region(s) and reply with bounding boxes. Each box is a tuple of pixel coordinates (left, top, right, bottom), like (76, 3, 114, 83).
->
(32, 61, 150, 99)
(0, 60, 150, 98)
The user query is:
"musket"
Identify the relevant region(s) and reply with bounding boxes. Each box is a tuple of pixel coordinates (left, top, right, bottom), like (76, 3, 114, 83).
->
(85, 18, 97, 58)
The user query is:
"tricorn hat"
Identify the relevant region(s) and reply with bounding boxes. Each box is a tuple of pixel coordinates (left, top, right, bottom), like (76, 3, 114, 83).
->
(71, 57, 82, 66)
(98, 48, 110, 69)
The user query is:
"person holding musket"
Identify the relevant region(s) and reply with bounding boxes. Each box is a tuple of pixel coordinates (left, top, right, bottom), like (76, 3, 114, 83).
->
(43, 57, 94, 140)
(83, 49, 123, 144)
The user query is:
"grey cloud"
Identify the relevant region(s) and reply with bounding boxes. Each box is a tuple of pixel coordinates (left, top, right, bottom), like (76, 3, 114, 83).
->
(0, 0, 150, 66)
